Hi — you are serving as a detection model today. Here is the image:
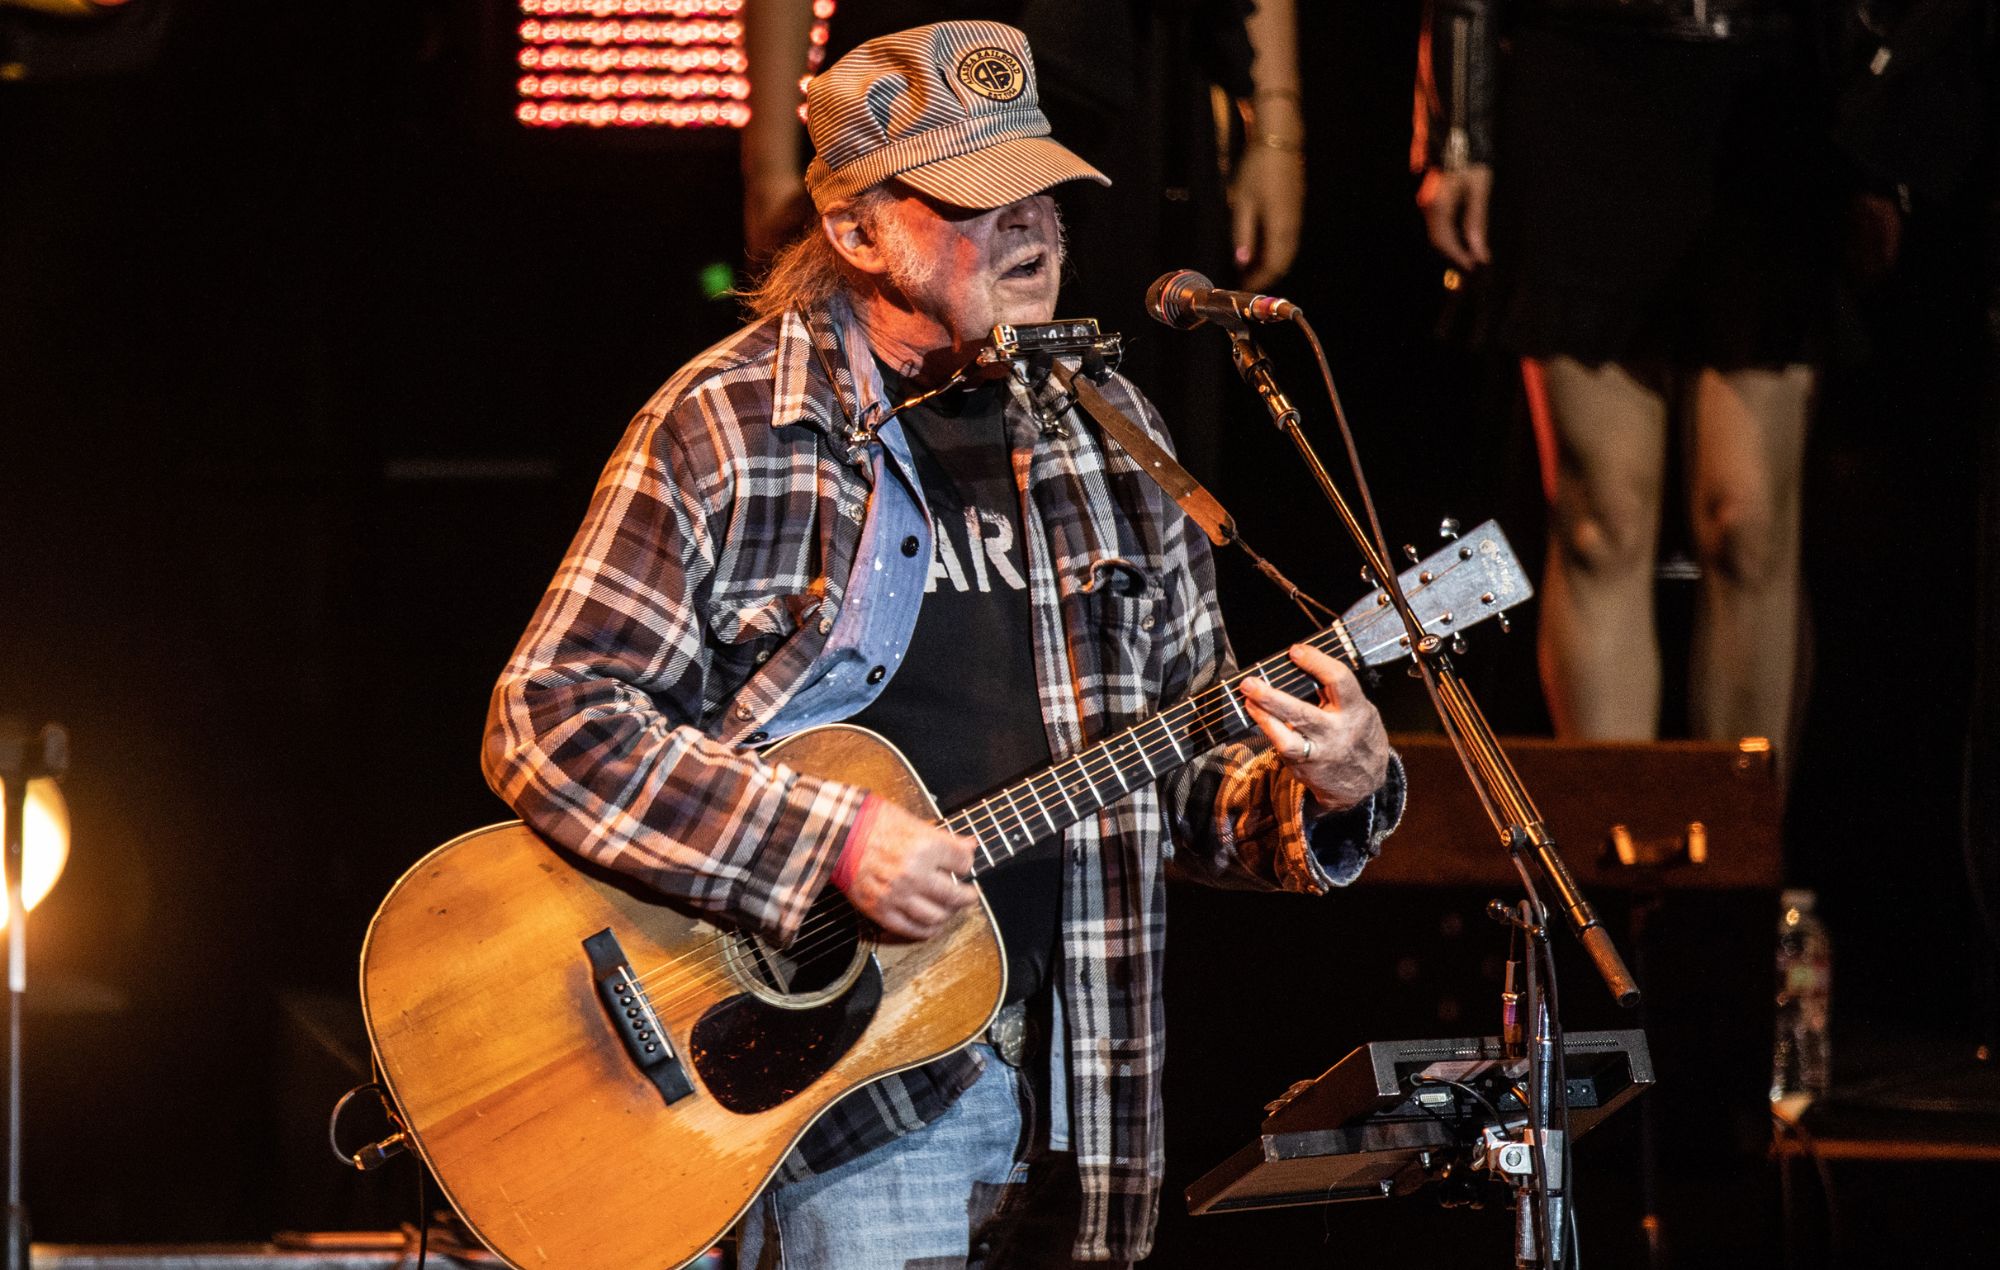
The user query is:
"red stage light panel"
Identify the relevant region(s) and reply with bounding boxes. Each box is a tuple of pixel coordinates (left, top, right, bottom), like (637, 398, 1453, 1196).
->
(516, 0, 748, 130)
(516, 0, 834, 130)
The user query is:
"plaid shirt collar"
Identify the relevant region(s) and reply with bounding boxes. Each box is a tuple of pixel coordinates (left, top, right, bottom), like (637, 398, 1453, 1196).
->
(769, 296, 903, 453)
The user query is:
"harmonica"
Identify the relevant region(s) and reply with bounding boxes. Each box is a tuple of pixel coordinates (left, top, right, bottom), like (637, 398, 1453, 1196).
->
(977, 318, 1123, 368)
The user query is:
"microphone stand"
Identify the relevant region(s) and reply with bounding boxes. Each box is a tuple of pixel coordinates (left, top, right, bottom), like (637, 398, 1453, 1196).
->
(0, 723, 63, 1270)
(1223, 320, 1640, 1267)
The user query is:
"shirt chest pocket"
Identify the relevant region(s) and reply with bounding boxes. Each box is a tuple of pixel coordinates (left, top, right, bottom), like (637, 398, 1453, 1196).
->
(701, 590, 819, 710)
(707, 591, 814, 643)
(1078, 557, 1164, 698)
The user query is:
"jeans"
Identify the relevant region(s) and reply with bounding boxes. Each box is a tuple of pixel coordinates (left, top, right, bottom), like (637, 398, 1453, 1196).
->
(735, 1045, 1115, 1270)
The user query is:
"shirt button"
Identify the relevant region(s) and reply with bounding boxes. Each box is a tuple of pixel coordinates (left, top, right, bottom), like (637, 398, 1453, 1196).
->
(745, 730, 768, 745)
(733, 703, 754, 721)
(901, 535, 920, 557)
(818, 616, 834, 635)
(1141, 614, 1156, 630)
(867, 665, 887, 684)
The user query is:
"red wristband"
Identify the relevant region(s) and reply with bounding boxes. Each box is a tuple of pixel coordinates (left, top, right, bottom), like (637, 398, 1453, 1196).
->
(831, 794, 882, 894)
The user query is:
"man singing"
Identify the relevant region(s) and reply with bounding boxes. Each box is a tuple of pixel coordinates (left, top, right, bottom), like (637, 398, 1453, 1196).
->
(483, 21, 1402, 1268)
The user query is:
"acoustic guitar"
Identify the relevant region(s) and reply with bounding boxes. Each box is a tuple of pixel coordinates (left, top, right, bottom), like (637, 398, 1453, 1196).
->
(359, 522, 1528, 1270)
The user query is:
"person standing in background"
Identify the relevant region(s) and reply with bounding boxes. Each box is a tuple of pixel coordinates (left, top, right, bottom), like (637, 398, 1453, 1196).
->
(1414, 0, 1829, 755)
(742, 0, 1306, 486)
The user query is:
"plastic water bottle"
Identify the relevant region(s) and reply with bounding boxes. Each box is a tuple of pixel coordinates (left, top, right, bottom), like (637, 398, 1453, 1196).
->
(1770, 888, 1833, 1101)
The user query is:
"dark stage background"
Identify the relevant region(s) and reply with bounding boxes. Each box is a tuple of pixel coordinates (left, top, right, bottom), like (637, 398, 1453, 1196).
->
(1, 0, 1992, 1262)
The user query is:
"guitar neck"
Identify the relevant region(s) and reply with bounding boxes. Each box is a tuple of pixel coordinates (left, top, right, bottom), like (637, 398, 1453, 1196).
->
(946, 619, 1359, 876)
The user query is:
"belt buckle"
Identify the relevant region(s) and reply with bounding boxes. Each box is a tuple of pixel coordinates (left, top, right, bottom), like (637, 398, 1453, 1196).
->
(987, 1000, 1029, 1067)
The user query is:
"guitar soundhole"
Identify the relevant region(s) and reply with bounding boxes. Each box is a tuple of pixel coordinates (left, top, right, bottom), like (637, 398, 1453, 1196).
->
(689, 956, 884, 1116)
(723, 889, 874, 1008)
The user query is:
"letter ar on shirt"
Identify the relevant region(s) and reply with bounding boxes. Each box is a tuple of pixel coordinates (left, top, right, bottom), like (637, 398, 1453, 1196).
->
(928, 504, 1027, 594)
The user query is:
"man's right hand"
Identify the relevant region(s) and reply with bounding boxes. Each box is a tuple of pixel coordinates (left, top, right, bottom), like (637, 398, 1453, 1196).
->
(1416, 163, 1494, 271)
(834, 800, 978, 941)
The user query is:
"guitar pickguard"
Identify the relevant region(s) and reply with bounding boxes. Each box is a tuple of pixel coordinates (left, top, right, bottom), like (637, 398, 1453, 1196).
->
(687, 957, 885, 1115)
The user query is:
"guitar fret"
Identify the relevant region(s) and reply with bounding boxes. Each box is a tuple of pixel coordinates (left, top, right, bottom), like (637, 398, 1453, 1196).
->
(1224, 682, 1251, 733)
(1133, 724, 1160, 779)
(990, 801, 1020, 858)
(969, 801, 1006, 866)
(1023, 777, 1059, 837)
(1072, 754, 1104, 808)
(1050, 770, 1082, 822)
(999, 786, 1033, 852)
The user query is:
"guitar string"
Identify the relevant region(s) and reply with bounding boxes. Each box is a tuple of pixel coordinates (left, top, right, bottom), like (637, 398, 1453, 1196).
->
(616, 643, 1338, 1008)
(614, 586, 1448, 1011)
(612, 559, 1497, 1008)
(618, 658, 1298, 1009)
(613, 587, 1451, 1008)
(614, 579, 1472, 1009)
(617, 616, 1360, 1000)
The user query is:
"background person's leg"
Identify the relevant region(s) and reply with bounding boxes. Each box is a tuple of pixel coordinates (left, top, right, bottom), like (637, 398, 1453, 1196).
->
(1685, 363, 1812, 754)
(1527, 354, 1672, 739)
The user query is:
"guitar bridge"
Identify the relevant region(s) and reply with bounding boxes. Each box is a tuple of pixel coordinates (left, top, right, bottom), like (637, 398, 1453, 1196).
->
(583, 928, 694, 1105)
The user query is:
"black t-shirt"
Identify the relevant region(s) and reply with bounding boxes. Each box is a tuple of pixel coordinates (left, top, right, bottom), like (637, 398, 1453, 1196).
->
(846, 370, 1062, 1004)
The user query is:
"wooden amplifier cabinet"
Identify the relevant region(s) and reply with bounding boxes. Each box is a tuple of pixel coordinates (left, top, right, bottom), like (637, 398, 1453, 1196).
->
(1361, 734, 1783, 892)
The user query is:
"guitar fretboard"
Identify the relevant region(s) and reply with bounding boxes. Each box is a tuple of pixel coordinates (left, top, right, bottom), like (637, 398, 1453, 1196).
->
(946, 618, 1361, 875)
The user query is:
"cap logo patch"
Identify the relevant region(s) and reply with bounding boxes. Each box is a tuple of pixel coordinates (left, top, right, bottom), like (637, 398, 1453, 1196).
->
(957, 47, 1026, 102)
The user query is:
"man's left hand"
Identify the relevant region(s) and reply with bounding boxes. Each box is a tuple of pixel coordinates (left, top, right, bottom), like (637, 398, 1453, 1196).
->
(1239, 644, 1390, 814)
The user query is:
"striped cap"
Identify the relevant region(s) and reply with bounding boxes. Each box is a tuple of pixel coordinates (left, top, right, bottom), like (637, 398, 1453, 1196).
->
(803, 21, 1109, 212)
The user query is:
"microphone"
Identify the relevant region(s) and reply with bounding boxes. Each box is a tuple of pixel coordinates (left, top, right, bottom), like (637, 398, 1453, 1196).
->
(1144, 269, 1299, 329)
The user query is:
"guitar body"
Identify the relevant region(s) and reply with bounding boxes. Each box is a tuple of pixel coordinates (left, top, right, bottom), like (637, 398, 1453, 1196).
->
(359, 726, 1004, 1270)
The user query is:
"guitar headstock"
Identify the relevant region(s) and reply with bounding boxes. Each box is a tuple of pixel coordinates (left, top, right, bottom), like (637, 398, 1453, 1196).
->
(1337, 520, 1533, 667)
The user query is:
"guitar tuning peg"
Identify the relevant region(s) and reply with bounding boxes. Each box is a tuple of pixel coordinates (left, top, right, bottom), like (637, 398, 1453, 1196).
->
(1360, 565, 1377, 588)
(1439, 517, 1461, 541)
(1497, 612, 1512, 634)
(1403, 544, 1420, 564)
(1451, 635, 1468, 655)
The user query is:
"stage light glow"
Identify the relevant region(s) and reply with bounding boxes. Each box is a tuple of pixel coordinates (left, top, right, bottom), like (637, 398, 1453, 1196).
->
(0, 778, 69, 928)
(516, 0, 826, 129)
(517, 1, 754, 127)
(698, 261, 735, 299)
(0, 0, 131, 15)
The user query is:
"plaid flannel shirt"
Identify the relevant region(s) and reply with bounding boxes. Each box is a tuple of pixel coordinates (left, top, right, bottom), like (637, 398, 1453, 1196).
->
(482, 301, 1403, 1261)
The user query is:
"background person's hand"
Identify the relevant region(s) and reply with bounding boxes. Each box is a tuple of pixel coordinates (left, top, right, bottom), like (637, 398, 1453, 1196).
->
(1416, 163, 1493, 271)
(1232, 142, 1306, 291)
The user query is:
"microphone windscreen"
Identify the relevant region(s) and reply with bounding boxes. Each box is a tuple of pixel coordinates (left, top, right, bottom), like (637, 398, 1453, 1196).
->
(1145, 269, 1212, 330)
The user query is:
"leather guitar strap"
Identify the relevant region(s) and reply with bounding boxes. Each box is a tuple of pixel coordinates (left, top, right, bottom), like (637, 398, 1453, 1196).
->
(1041, 358, 1237, 549)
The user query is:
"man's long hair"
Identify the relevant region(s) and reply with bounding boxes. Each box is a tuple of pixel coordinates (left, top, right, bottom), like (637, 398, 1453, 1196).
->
(739, 187, 899, 321)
